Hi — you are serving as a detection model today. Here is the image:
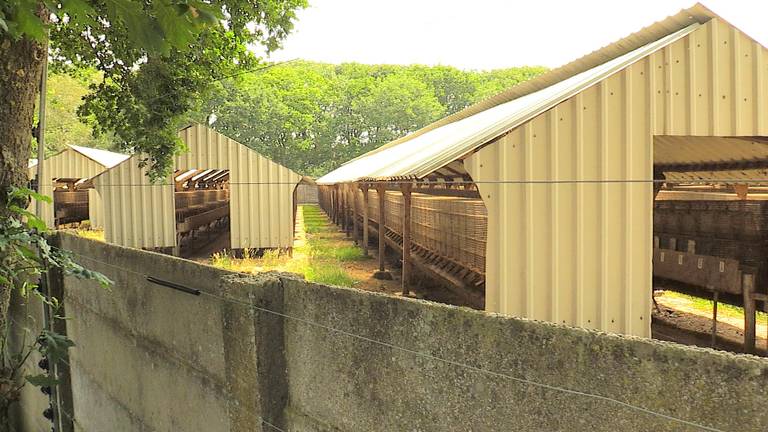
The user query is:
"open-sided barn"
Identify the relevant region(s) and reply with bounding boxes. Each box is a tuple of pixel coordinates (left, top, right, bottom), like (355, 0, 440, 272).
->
(317, 3, 768, 340)
(28, 145, 129, 228)
(92, 123, 303, 253)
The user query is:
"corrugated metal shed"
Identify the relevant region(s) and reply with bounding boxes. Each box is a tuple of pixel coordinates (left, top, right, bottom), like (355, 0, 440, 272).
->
(466, 16, 768, 337)
(28, 145, 129, 227)
(318, 24, 699, 184)
(93, 123, 302, 250)
(316, 4, 768, 338)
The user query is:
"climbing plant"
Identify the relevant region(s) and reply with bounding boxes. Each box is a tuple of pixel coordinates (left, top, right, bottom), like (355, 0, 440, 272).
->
(0, 187, 110, 429)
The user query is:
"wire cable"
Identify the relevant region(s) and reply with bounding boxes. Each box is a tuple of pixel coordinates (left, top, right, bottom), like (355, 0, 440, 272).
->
(63, 249, 727, 432)
(72, 178, 768, 186)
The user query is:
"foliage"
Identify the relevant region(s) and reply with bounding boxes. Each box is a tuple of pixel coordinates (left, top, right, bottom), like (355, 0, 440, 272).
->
(0, 187, 110, 416)
(656, 290, 768, 325)
(2, 0, 307, 180)
(32, 71, 117, 157)
(194, 62, 548, 176)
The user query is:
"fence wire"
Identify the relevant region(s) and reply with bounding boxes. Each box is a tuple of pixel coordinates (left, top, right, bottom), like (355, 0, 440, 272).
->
(45, 248, 729, 432)
(47, 178, 768, 186)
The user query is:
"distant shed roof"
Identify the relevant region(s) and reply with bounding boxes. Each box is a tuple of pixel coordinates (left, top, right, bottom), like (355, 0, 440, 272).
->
(28, 145, 128, 171)
(318, 3, 723, 185)
(68, 145, 129, 168)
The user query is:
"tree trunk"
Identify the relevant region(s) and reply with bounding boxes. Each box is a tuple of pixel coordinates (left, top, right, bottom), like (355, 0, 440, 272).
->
(0, 27, 46, 390)
(0, 31, 45, 431)
(0, 31, 44, 204)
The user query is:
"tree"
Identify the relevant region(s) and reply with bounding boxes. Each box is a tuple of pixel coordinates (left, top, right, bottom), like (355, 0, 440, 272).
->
(0, 1, 305, 426)
(196, 62, 547, 176)
(36, 71, 116, 155)
(2, 0, 306, 191)
(357, 72, 445, 148)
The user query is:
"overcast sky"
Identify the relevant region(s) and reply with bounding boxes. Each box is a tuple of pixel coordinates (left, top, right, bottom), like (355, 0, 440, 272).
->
(258, 0, 768, 70)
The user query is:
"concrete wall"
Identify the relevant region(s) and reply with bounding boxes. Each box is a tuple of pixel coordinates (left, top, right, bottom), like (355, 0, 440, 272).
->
(15, 233, 768, 431)
(9, 292, 52, 431)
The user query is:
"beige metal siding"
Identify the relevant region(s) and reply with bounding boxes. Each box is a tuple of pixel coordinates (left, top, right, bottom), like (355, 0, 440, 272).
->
(96, 124, 301, 250)
(29, 148, 107, 227)
(465, 19, 768, 338)
(97, 156, 175, 248)
(87, 189, 104, 229)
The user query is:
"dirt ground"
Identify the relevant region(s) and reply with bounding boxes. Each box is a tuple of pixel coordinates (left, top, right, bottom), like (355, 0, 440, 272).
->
(312, 216, 404, 295)
(652, 289, 768, 355)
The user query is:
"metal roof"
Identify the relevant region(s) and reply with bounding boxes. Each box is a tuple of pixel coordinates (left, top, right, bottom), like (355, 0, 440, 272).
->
(317, 23, 700, 185)
(28, 145, 129, 170)
(68, 145, 129, 168)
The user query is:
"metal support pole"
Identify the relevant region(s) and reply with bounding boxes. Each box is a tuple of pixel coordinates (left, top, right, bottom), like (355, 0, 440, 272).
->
(400, 183, 413, 295)
(35, 41, 48, 217)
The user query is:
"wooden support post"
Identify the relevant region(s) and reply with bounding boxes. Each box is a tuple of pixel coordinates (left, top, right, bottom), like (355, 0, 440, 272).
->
(335, 185, 341, 226)
(401, 182, 413, 295)
(711, 290, 719, 348)
(329, 187, 335, 222)
(377, 184, 386, 272)
(653, 168, 665, 200)
(743, 273, 756, 353)
(345, 185, 351, 238)
(361, 184, 369, 256)
(352, 184, 360, 244)
(734, 184, 749, 200)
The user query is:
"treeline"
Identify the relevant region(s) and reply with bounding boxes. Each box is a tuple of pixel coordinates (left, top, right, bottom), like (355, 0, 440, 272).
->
(43, 62, 547, 176)
(195, 62, 546, 176)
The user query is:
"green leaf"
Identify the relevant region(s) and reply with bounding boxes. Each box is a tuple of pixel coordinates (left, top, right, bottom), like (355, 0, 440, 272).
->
(26, 373, 60, 387)
(11, 3, 46, 40)
(104, 0, 169, 54)
(11, 187, 52, 204)
(61, 0, 96, 17)
(155, 3, 196, 47)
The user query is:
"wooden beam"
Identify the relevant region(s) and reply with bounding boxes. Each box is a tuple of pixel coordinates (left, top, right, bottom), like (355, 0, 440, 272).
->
(743, 273, 756, 353)
(734, 184, 749, 200)
(655, 159, 768, 173)
(653, 168, 665, 200)
(352, 184, 360, 244)
(344, 185, 351, 237)
(401, 182, 413, 295)
(361, 184, 369, 256)
(413, 187, 480, 199)
(711, 290, 718, 348)
(377, 184, 386, 272)
(379, 183, 480, 199)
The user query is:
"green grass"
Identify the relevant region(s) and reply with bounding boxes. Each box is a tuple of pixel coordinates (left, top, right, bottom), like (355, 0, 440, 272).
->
(660, 290, 768, 325)
(209, 205, 363, 288)
(332, 245, 370, 262)
(304, 264, 357, 286)
(75, 228, 105, 242)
